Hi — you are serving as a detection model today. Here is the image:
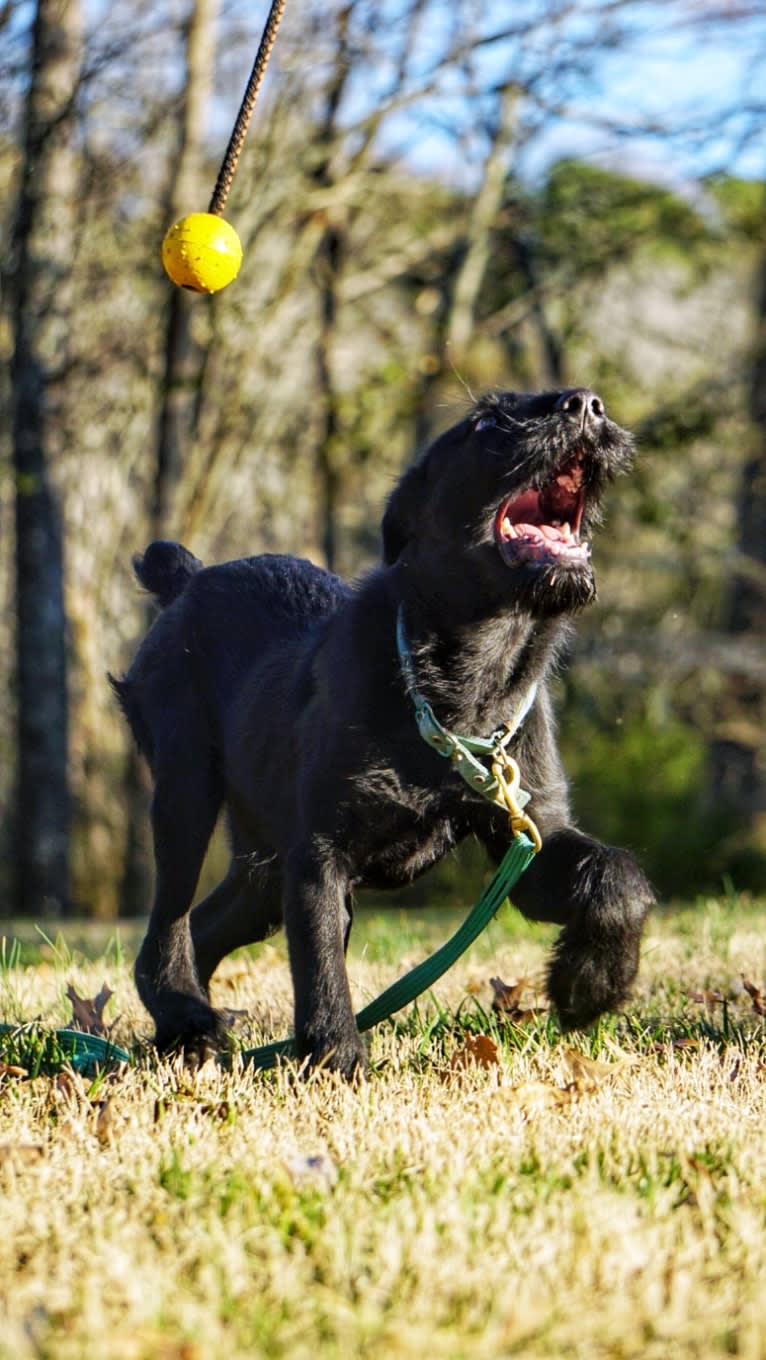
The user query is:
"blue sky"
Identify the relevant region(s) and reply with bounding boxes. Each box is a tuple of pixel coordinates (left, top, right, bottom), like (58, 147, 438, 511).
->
(367, 2, 766, 188)
(527, 9, 765, 184)
(8, 1, 758, 193)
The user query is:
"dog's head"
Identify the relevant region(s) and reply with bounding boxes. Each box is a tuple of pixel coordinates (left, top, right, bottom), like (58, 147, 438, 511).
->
(382, 388, 634, 618)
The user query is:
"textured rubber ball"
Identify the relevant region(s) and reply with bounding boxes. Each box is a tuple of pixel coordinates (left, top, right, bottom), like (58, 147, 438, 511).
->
(161, 213, 243, 293)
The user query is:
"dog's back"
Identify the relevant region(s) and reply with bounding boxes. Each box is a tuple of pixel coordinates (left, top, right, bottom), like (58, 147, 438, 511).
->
(113, 541, 350, 769)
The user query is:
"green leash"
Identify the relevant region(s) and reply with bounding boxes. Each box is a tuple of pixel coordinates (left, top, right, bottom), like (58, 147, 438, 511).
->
(0, 833, 535, 1076)
(0, 1021, 131, 1074)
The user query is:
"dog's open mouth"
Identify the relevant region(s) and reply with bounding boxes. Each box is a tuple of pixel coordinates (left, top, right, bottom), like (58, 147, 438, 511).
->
(494, 454, 591, 568)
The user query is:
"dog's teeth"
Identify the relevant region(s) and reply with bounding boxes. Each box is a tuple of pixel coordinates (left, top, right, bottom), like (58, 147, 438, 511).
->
(562, 522, 571, 537)
(504, 521, 517, 538)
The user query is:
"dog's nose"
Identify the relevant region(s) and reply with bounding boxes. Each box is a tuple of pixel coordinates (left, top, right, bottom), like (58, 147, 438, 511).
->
(556, 389, 605, 430)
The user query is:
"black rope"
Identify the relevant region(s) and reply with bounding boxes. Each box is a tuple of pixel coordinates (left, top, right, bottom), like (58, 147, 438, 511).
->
(208, 0, 288, 216)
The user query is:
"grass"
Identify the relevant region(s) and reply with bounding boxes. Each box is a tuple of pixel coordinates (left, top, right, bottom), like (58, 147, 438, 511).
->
(1, 892, 766, 1359)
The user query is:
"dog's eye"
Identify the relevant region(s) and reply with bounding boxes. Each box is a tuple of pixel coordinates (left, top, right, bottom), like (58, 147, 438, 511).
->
(475, 415, 496, 432)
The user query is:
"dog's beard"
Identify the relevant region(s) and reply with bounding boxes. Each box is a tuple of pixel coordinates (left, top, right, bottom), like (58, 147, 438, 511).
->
(501, 555, 598, 616)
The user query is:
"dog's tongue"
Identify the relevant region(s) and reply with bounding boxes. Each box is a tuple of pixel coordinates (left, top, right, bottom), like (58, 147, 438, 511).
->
(508, 521, 574, 545)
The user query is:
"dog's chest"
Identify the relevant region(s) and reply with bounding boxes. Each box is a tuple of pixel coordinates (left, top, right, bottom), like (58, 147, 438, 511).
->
(342, 764, 466, 888)
(355, 818, 457, 890)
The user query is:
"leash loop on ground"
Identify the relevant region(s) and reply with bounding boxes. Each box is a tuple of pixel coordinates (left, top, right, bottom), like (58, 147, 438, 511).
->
(0, 833, 538, 1077)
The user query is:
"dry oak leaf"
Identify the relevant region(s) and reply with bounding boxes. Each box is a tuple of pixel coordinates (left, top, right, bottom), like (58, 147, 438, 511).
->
(688, 988, 726, 1007)
(66, 982, 114, 1036)
(490, 976, 526, 1013)
(0, 1061, 28, 1080)
(652, 1036, 699, 1054)
(52, 1071, 83, 1104)
(95, 1096, 118, 1145)
(0, 1142, 45, 1166)
(506, 1081, 574, 1114)
(563, 1047, 637, 1092)
(449, 1033, 500, 1072)
(489, 975, 547, 1025)
(742, 977, 766, 1016)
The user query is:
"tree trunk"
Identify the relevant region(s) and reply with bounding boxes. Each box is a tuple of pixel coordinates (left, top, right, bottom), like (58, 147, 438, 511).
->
(710, 231, 766, 871)
(119, 0, 219, 916)
(9, 0, 83, 916)
(310, 4, 353, 573)
(446, 85, 519, 360)
(153, 0, 221, 534)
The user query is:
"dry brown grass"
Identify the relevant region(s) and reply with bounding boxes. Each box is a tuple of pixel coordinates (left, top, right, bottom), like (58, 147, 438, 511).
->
(2, 895, 766, 1359)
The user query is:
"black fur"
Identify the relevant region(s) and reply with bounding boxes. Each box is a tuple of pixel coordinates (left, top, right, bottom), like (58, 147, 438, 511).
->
(114, 388, 653, 1074)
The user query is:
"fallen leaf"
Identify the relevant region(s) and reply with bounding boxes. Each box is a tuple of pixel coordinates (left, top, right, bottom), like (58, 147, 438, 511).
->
(285, 1154, 338, 1190)
(563, 1044, 636, 1088)
(449, 1033, 500, 1072)
(490, 976, 526, 1013)
(688, 988, 725, 1007)
(52, 1071, 82, 1104)
(506, 1081, 573, 1114)
(0, 1061, 28, 1080)
(742, 977, 766, 1016)
(66, 982, 114, 1036)
(198, 1101, 231, 1121)
(489, 975, 547, 1025)
(95, 1096, 117, 1144)
(563, 1047, 637, 1092)
(0, 1143, 45, 1165)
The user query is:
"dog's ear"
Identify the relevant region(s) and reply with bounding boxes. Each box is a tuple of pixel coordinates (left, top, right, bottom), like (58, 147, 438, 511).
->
(381, 457, 429, 564)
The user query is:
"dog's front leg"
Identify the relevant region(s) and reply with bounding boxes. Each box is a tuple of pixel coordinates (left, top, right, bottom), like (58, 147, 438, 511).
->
(486, 824, 653, 1027)
(283, 846, 365, 1078)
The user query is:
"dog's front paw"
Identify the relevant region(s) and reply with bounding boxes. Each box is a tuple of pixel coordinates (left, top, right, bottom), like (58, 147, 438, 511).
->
(153, 996, 233, 1062)
(547, 929, 641, 1029)
(297, 1026, 367, 1081)
(546, 848, 653, 1028)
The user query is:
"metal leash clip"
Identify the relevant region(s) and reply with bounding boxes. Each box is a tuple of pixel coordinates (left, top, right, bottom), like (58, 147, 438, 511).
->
(489, 732, 543, 852)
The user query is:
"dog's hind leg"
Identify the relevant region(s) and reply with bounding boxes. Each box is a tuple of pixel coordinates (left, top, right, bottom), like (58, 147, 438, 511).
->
(134, 716, 227, 1054)
(190, 857, 283, 994)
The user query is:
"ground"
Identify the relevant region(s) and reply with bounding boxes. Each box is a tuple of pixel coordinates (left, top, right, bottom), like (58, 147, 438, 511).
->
(1, 891, 766, 1360)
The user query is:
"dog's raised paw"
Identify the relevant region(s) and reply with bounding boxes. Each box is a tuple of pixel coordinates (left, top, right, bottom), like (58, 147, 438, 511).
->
(546, 931, 641, 1030)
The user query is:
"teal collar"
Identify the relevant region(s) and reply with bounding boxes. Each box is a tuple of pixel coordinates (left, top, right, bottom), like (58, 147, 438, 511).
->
(395, 605, 537, 805)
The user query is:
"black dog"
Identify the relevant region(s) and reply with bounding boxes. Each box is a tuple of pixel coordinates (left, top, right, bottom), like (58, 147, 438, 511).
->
(113, 388, 653, 1075)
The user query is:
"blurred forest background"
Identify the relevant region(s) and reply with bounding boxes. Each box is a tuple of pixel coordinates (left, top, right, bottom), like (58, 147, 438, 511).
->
(1, 0, 765, 920)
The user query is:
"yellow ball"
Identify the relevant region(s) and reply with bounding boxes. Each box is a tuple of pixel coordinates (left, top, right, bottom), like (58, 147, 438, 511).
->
(161, 213, 243, 294)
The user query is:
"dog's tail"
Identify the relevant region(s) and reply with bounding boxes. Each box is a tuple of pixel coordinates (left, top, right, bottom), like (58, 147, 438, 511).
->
(132, 540, 203, 608)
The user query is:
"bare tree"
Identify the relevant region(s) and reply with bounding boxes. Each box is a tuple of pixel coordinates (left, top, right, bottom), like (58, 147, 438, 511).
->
(153, 0, 221, 534)
(710, 219, 766, 865)
(9, 0, 82, 914)
(120, 0, 220, 916)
